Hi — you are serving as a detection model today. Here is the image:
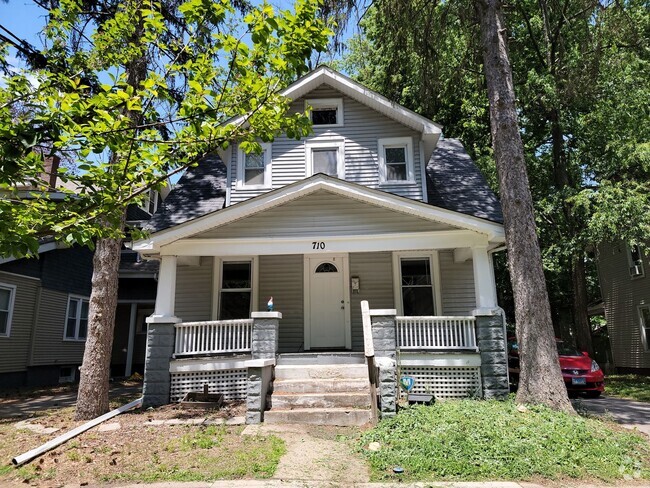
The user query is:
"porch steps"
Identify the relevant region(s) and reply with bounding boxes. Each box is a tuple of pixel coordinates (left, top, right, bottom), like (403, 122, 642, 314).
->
(265, 356, 373, 426)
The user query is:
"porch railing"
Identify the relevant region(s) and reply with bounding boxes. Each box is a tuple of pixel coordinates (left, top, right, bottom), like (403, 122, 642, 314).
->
(396, 316, 477, 351)
(174, 319, 253, 357)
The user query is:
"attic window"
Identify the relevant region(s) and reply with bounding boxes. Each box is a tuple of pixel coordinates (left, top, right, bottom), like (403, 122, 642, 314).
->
(237, 143, 272, 189)
(306, 98, 343, 127)
(627, 244, 644, 278)
(378, 137, 414, 183)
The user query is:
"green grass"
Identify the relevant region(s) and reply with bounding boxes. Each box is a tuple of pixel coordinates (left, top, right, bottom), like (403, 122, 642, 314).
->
(605, 375, 650, 402)
(359, 399, 650, 482)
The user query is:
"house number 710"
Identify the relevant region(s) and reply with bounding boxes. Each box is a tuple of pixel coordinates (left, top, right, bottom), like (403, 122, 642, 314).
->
(312, 241, 325, 250)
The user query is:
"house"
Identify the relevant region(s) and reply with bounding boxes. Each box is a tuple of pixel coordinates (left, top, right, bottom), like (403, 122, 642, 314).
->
(597, 242, 650, 374)
(0, 177, 166, 388)
(133, 66, 509, 424)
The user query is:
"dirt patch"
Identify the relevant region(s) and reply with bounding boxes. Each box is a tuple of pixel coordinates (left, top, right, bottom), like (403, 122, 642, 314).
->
(0, 401, 283, 486)
(245, 424, 370, 486)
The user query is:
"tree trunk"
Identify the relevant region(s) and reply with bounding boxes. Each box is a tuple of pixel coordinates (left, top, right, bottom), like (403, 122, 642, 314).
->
(475, 0, 573, 412)
(75, 215, 125, 419)
(572, 251, 593, 355)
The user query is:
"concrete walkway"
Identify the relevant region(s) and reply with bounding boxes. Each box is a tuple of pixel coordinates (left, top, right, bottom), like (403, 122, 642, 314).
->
(0, 383, 141, 418)
(573, 395, 650, 436)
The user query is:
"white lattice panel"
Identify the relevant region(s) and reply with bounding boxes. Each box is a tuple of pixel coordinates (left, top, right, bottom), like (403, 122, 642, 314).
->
(170, 369, 247, 402)
(400, 366, 481, 399)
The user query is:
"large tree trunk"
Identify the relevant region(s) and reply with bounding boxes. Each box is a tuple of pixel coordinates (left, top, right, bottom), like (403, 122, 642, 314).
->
(75, 216, 125, 419)
(475, 0, 573, 412)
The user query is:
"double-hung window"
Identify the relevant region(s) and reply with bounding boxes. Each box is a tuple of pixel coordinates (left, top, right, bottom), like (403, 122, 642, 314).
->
(219, 262, 253, 320)
(305, 98, 343, 127)
(378, 137, 414, 184)
(237, 143, 272, 189)
(0, 284, 16, 337)
(399, 258, 435, 316)
(639, 306, 650, 351)
(627, 244, 645, 278)
(306, 140, 345, 179)
(65, 296, 89, 341)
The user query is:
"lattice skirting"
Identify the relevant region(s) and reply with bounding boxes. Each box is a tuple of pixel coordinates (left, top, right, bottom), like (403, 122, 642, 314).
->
(399, 366, 482, 399)
(170, 369, 248, 403)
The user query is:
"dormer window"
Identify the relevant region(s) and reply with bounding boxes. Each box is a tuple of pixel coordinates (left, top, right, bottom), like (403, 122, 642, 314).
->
(140, 189, 158, 215)
(237, 143, 272, 189)
(627, 244, 645, 278)
(306, 98, 344, 127)
(378, 137, 415, 184)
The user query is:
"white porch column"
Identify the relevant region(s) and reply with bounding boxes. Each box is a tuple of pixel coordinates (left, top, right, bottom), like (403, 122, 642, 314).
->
(147, 255, 180, 323)
(472, 245, 497, 310)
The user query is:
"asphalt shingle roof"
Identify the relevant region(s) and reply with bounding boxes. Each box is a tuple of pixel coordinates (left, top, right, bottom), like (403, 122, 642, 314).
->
(426, 138, 503, 223)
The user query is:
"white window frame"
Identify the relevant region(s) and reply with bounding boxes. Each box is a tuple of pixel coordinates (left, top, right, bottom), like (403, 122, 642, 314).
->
(306, 140, 345, 179)
(211, 257, 259, 321)
(305, 98, 344, 127)
(378, 137, 415, 184)
(64, 295, 89, 341)
(392, 251, 442, 316)
(237, 143, 272, 190)
(627, 244, 645, 279)
(638, 305, 650, 351)
(0, 283, 16, 338)
(140, 189, 158, 215)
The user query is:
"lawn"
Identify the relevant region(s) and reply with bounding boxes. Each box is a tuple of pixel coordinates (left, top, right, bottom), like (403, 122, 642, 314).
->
(0, 403, 285, 486)
(358, 398, 650, 482)
(605, 374, 650, 402)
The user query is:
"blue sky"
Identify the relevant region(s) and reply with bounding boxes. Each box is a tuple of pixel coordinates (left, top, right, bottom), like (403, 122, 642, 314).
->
(1, 0, 47, 51)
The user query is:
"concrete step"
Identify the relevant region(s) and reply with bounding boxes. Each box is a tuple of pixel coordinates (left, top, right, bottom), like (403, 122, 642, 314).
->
(264, 408, 373, 427)
(274, 364, 368, 381)
(277, 353, 365, 365)
(273, 378, 370, 394)
(271, 392, 371, 409)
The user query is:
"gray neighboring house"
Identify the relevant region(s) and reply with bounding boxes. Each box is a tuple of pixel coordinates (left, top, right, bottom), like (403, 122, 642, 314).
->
(133, 66, 510, 424)
(0, 193, 166, 388)
(598, 242, 650, 374)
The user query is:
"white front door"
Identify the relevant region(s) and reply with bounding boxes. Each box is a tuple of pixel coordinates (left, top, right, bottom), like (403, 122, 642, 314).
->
(305, 255, 350, 349)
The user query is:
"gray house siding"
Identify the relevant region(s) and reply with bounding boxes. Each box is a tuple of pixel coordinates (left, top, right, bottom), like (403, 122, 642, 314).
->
(439, 251, 477, 315)
(174, 257, 214, 322)
(349, 252, 394, 351)
(259, 255, 304, 353)
(0, 272, 39, 377)
(598, 242, 650, 371)
(229, 84, 424, 205)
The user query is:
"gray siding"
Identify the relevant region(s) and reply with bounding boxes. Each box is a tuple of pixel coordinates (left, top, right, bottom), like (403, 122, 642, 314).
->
(598, 242, 650, 370)
(229, 84, 424, 204)
(439, 251, 476, 315)
(350, 252, 394, 351)
(258, 254, 304, 353)
(0, 272, 39, 374)
(175, 257, 213, 322)
(200, 190, 451, 239)
(31, 288, 85, 366)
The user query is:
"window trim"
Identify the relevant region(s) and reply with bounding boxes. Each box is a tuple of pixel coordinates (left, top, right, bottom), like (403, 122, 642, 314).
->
(392, 251, 442, 316)
(64, 294, 90, 342)
(627, 244, 645, 279)
(0, 283, 16, 338)
(140, 189, 158, 215)
(305, 98, 344, 127)
(378, 137, 415, 184)
(306, 140, 345, 180)
(211, 257, 259, 321)
(638, 305, 650, 352)
(236, 143, 272, 190)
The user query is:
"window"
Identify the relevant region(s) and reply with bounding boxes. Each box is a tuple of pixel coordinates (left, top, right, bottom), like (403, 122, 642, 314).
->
(315, 262, 338, 273)
(627, 244, 644, 278)
(65, 296, 89, 341)
(306, 140, 345, 179)
(399, 258, 435, 316)
(378, 137, 414, 183)
(639, 306, 650, 351)
(305, 98, 343, 127)
(140, 189, 158, 215)
(59, 366, 75, 383)
(219, 262, 252, 320)
(237, 143, 272, 189)
(0, 284, 16, 337)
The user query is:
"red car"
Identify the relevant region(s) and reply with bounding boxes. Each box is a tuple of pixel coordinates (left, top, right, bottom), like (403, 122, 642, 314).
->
(508, 338, 605, 397)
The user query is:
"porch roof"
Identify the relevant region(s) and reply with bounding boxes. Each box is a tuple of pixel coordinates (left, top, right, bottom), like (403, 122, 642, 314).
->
(134, 174, 505, 255)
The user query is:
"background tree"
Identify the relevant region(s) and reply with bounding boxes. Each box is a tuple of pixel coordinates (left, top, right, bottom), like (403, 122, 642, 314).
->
(0, 0, 331, 418)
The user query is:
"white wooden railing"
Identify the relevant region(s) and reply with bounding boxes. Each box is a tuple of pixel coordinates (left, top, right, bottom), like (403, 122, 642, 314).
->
(174, 319, 253, 357)
(396, 316, 477, 351)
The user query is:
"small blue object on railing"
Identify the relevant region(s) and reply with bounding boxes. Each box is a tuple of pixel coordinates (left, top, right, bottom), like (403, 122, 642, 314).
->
(267, 297, 274, 311)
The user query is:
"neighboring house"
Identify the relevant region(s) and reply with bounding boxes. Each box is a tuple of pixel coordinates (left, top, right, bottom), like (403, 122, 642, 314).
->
(597, 242, 650, 374)
(133, 66, 509, 424)
(0, 186, 166, 388)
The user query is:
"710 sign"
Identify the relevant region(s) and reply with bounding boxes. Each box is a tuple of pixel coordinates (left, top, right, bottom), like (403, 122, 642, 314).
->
(312, 241, 325, 250)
